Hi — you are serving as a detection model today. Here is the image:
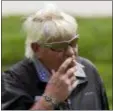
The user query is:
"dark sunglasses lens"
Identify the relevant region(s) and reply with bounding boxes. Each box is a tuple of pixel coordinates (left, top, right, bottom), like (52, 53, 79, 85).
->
(50, 43, 68, 52)
(70, 38, 79, 47)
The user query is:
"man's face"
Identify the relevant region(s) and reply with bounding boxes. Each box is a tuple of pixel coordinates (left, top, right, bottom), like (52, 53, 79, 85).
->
(32, 35, 79, 71)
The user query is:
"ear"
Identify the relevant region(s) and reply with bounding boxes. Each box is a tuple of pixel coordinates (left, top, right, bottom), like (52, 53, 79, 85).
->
(31, 43, 40, 53)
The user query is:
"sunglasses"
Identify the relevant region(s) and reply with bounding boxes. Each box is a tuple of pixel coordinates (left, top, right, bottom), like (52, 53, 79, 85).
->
(38, 34, 79, 52)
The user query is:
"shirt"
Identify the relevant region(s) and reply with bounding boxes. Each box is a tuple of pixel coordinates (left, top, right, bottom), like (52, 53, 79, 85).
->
(32, 58, 87, 90)
(2, 57, 109, 110)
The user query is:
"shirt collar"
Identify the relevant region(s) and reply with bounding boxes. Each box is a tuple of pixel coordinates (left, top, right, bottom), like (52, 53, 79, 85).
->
(32, 58, 50, 82)
(32, 58, 87, 83)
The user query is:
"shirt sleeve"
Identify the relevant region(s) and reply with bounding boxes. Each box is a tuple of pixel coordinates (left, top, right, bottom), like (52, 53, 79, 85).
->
(2, 70, 34, 110)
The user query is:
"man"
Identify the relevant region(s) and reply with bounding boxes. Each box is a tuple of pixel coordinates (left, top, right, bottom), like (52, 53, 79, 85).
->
(2, 4, 109, 110)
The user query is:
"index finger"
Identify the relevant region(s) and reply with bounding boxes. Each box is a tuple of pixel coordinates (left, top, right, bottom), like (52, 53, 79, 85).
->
(58, 57, 73, 74)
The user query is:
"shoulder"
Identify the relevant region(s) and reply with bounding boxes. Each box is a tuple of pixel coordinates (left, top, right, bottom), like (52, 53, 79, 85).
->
(3, 58, 35, 74)
(77, 56, 100, 79)
(2, 58, 37, 86)
(78, 56, 103, 85)
(77, 56, 97, 70)
(9, 58, 34, 72)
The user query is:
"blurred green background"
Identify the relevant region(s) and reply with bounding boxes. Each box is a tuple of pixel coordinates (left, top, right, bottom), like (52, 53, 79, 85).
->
(2, 15, 112, 109)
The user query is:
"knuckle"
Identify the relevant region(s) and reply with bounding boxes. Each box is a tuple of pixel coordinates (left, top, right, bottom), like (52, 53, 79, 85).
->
(65, 58, 71, 63)
(56, 71, 60, 76)
(72, 76, 76, 81)
(63, 58, 72, 66)
(58, 65, 66, 73)
(60, 75, 65, 81)
(65, 79, 70, 86)
(61, 65, 66, 71)
(66, 59, 72, 66)
(67, 68, 74, 74)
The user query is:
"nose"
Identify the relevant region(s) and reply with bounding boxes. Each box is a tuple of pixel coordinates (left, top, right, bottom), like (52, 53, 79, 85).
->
(65, 45, 75, 58)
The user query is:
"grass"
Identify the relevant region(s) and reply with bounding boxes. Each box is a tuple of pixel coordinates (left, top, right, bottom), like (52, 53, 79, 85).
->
(2, 15, 112, 109)
(2, 16, 112, 65)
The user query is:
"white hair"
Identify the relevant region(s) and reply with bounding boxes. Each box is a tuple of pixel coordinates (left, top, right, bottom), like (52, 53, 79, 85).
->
(23, 3, 78, 59)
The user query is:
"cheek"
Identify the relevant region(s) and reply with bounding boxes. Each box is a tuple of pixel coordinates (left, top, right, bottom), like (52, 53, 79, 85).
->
(49, 51, 64, 65)
(75, 47, 78, 55)
(74, 47, 78, 53)
(52, 52, 64, 60)
(44, 49, 63, 60)
(73, 46, 78, 56)
(53, 53, 64, 67)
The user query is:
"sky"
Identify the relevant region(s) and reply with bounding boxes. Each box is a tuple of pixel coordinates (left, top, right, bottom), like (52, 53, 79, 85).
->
(2, 1, 112, 17)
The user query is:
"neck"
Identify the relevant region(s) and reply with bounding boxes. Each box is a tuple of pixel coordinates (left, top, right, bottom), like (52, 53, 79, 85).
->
(38, 58, 57, 74)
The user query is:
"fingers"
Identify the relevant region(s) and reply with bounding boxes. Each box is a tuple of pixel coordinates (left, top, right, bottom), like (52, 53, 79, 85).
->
(58, 57, 73, 73)
(66, 66, 76, 78)
(70, 76, 76, 85)
(51, 69, 56, 75)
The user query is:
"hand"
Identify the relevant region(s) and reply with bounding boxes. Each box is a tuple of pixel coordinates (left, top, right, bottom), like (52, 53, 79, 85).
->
(44, 57, 76, 103)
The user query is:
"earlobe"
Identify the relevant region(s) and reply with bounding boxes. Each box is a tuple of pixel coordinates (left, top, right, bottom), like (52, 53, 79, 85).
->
(31, 43, 39, 52)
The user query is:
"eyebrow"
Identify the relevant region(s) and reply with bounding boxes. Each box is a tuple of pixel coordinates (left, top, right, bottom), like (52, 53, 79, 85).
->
(44, 34, 79, 45)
